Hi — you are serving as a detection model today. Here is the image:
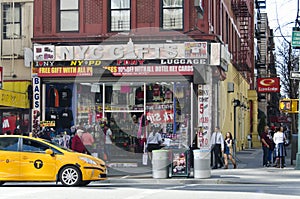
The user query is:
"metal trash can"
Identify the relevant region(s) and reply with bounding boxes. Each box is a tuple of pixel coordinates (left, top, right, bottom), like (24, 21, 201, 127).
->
(152, 150, 169, 179)
(193, 149, 211, 179)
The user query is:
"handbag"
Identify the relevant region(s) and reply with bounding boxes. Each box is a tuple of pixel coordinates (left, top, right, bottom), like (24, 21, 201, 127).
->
(142, 153, 148, 165)
(284, 139, 290, 146)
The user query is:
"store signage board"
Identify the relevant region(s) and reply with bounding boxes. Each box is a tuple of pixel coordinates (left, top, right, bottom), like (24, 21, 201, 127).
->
(37, 66, 93, 77)
(103, 65, 194, 76)
(257, 77, 280, 93)
(292, 30, 300, 48)
(33, 42, 209, 61)
(291, 71, 300, 79)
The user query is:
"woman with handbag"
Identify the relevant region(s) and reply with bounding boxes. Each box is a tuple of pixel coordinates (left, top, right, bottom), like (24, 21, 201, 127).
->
(223, 132, 237, 169)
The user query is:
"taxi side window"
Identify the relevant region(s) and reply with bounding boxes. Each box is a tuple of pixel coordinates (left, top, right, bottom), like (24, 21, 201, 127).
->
(22, 138, 51, 153)
(0, 137, 19, 151)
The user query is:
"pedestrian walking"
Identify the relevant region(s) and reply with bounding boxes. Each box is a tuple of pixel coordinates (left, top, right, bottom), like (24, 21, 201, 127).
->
(103, 123, 113, 161)
(71, 129, 89, 154)
(223, 132, 237, 169)
(273, 126, 286, 168)
(210, 126, 224, 169)
(81, 127, 95, 154)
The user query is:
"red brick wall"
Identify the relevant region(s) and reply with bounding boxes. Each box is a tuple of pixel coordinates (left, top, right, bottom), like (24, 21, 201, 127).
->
(42, 0, 52, 34)
(84, 0, 103, 24)
(137, 0, 155, 25)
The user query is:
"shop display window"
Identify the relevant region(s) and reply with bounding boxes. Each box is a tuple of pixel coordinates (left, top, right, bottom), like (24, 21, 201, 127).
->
(76, 82, 191, 154)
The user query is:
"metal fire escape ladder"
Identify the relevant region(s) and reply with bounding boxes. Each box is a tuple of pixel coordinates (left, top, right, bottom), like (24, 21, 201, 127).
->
(231, 0, 254, 72)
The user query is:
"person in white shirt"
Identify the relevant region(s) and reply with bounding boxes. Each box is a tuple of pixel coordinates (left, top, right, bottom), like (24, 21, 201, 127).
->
(146, 126, 163, 160)
(103, 123, 113, 161)
(210, 126, 224, 169)
(273, 126, 286, 168)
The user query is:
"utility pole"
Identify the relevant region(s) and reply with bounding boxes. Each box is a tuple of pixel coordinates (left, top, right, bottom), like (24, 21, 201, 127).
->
(291, 25, 300, 169)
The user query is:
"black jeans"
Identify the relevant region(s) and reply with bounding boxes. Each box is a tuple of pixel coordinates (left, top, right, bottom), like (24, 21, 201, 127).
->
(262, 145, 270, 166)
(211, 144, 223, 167)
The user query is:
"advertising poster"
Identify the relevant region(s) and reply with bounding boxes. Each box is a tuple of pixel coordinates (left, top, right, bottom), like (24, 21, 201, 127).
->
(198, 84, 211, 149)
(172, 150, 188, 176)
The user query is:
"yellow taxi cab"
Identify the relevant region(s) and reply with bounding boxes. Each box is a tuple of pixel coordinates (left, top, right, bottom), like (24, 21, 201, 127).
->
(0, 135, 107, 186)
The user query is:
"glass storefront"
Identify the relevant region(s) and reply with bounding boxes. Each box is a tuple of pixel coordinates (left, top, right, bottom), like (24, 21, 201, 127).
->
(43, 81, 192, 161)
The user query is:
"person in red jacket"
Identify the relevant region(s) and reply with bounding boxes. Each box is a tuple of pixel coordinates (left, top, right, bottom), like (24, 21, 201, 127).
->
(71, 129, 88, 154)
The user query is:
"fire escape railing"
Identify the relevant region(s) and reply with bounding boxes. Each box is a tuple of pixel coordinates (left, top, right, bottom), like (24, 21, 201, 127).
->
(231, 0, 254, 72)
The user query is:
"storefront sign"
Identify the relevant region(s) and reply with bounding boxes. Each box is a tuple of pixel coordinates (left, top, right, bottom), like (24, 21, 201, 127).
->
(32, 77, 40, 132)
(198, 84, 211, 149)
(34, 45, 55, 61)
(103, 65, 193, 76)
(160, 59, 207, 65)
(34, 60, 102, 67)
(257, 77, 280, 93)
(40, 121, 55, 127)
(33, 42, 209, 61)
(37, 66, 93, 77)
(146, 110, 174, 124)
(184, 42, 207, 58)
(116, 60, 145, 65)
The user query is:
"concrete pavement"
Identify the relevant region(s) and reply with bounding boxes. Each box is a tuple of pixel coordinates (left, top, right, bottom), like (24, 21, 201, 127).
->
(102, 145, 300, 185)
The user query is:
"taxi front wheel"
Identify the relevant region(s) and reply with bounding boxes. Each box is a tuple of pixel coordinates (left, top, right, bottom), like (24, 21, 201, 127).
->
(59, 166, 82, 186)
(0, 181, 5, 186)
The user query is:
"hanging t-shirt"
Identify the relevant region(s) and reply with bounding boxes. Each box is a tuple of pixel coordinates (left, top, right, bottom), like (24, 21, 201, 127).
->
(165, 89, 173, 101)
(48, 86, 59, 107)
(46, 110, 59, 128)
(153, 84, 161, 101)
(135, 87, 144, 105)
(60, 108, 73, 129)
(59, 87, 72, 107)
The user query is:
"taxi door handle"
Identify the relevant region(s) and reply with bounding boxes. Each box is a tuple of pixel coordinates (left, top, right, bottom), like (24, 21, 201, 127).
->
(23, 156, 29, 160)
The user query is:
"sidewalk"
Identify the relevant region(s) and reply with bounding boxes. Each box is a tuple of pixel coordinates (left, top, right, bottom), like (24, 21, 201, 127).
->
(102, 146, 300, 185)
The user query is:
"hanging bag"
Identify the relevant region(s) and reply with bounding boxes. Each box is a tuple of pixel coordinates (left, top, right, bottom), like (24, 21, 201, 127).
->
(142, 143, 148, 165)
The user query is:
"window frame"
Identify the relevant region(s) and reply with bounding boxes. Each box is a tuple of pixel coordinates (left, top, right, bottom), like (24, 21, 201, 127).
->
(0, 137, 20, 152)
(109, 0, 131, 32)
(57, 0, 80, 32)
(2, 3, 22, 39)
(161, 0, 184, 31)
(21, 138, 62, 154)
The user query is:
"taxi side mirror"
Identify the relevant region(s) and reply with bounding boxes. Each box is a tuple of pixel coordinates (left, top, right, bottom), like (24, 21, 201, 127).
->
(45, 149, 54, 156)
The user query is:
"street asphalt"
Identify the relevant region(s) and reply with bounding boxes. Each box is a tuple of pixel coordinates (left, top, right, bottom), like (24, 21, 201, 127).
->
(103, 145, 300, 185)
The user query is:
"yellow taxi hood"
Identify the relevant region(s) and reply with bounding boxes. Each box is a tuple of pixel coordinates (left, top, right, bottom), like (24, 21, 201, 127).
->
(64, 150, 106, 166)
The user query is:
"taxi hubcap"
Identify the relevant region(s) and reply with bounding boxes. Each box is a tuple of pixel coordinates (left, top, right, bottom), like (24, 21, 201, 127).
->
(62, 168, 78, 185)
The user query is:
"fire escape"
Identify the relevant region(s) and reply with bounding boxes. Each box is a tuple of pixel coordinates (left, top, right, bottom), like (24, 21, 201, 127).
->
(231, 0, 254, 74)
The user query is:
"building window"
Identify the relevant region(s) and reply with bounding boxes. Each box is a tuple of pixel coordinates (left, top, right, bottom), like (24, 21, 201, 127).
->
(110, 0, 130, 32)
(2, 3, 21, 39)
(58, 0, 79, 32)
(162, 0, 183, 30)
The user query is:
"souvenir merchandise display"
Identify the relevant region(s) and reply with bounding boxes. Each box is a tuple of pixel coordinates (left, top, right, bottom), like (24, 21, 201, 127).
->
(43, 82, 191, 162)
(45, 84, 74, 132)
